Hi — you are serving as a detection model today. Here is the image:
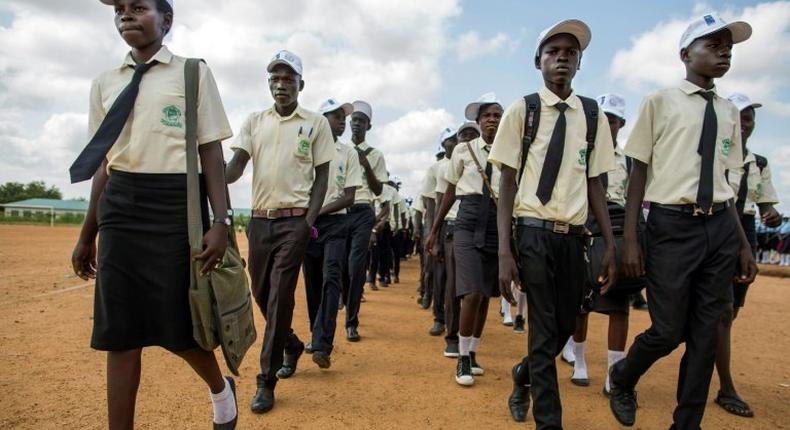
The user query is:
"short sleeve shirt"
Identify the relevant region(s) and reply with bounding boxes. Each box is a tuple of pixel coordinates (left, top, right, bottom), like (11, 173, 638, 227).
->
(435, 158, 460, 220)
(727, 151, 780, 215)
(624, 80, 742, 205)
(605, 147, 629, 206)
(447, 137, 501, 198)
(324, 141, 363, 214)
(90, 46, 233, 174)
(420, 161, 440, 200)
(231, 105, 335, 210)
(488, 87, 616, 225)
(352, 142, 388, 204)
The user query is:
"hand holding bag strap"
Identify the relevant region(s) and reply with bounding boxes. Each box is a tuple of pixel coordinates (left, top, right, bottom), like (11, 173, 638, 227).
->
(465, 141, 498, 207)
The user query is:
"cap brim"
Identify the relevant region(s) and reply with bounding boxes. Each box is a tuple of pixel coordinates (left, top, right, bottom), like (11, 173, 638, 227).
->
(725, 21, 752, 44)
(99, 0, 113, 4)
(267, 60, 298, 74)
(464, 103, 481, 121)
(601, 108, 625, 120)
(536, 19, 592, 57)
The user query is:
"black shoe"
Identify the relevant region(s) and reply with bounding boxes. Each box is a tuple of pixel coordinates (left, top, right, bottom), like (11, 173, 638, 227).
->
(304, 342, 314, 354)
(276, 344, 304, 379)
(312, 350, 331, 369)
(443, 342, 459, 358)
(514, 315, 525, 334)
(214, 376, 238, 429)
(632, 292, 648, 310)
(609, 364, 637, 426)
(346, 327, 360, 342)
(420, 295, 431, 309)
(508, 364, 530, 422)
(455, 356, 474, 386)
(250, 385, 275, 414)
(368, 282, 379, 291)
(379, 280, 389, 288)
(469, 351, 484, 376)
(394, 276, 400, 284)
(429, 322, 445, 336)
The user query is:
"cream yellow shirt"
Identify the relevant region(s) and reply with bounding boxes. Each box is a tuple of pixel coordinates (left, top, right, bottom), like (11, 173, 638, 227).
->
(389, 191, 405, 230)
(728, 151, 779, 215)
(605, 147, 629, 206)
(624, 80, 742, 205)
(231, 105, 335, 210)
(324, 141, 363, 214)
(89, 46, 233, 174)
(352, 142, 388, 204)
(420, 161, 440, 200)
(435, 158, 460, 220)
(489, 87, 616, 225)
(447, 137, 501, 198)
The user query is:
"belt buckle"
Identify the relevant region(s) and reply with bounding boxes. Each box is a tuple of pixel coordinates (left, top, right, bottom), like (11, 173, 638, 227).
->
(553, 221, 570, 234)
(265, 209, 277, 219)
(692, 205, 712, 216)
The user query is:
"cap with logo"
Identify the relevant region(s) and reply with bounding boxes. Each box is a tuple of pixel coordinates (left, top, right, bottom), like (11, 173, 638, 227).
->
(267, 50, 303, 75)
(596, 93, 626, 121)
(439, 127, 457, 146)
(679, 13, 752, 51)
(318, 98, 353, 116)
(727, 93, 762, 112)
(465, 92, 502, 121)
(352, 100, 373, 122)
(100, 0, 174, 9)
(457, 121, 482, 137)
(534, 19, 592, 59)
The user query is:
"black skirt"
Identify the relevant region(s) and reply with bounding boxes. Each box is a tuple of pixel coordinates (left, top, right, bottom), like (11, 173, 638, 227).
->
(91, 170, 208, 352)
(453, 195, 499, 298)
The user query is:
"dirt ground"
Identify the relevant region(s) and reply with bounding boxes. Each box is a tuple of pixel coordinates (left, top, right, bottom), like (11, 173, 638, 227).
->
(1, 224, 789, 429)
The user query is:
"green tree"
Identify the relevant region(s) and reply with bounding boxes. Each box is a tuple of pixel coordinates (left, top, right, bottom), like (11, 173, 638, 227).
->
(0, 181, 63, 203)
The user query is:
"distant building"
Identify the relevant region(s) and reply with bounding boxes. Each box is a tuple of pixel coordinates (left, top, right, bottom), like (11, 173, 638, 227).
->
(0, 198, 88, 218)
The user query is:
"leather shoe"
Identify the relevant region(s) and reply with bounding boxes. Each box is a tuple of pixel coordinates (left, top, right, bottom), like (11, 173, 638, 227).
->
(428, 321, 445, 336)
(250, 386, 275, 414)
(508, 364, 530, 422)
(213, 376, 237, 429)
(276, 346, 304, 379)
(346, 327, 361, 342)
(420, 295, 431, 309)
(312, 350, 331, 369)
(609, 363, 637, 426)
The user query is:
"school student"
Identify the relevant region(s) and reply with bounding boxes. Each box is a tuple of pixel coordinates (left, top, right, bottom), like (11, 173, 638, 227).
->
(343, 101, 388, 342)
(490, 20, 617, 428)
(428, 94, 504, 385)
(225, 49, 333, 413)
(417, 148, 446, 308)
(712, 93, 781, 418)
(70, 1, 237, 428)
(607, 15, 758, 429)
(299, 99, 363, 369)
(560, 93, 640, 394)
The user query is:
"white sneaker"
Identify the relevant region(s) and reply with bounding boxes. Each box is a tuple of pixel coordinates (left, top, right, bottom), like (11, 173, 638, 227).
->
(455, 356, 474, 386)
(470, 352, 484, 376)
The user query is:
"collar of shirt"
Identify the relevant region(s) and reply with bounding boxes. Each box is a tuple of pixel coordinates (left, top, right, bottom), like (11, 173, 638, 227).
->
(743, 150, 755, 165)
(538, 85, 580, 110)
(678, 79, 718, 96)
(122, 45, 173, 68)
(265, 104, 309, 122)
(355, 141, 370, 151)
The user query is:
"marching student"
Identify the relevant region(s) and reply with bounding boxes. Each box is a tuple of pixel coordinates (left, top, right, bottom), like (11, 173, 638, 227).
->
(225, 49, 333, 413)
(608, 15, 758, 429)
(501, 285, 527, 333)
(300, 99, 363, 369)
(344, 101, 388, 342)
(561, 93, 640, 394)
(417, 147, 446, 308)
(70, 1, 238, 428)
(713, 93, 781, 417)
(428, 94, 504, 385)
(368, 178, 395, 289)
(491, 20, 617, 428)
(388, 177, 408, 284)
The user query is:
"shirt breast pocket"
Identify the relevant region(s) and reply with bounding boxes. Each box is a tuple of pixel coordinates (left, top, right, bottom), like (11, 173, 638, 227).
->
(293, 134, 314, 164)
(715, 116, 736, 164)
(152, 95, 187, 140)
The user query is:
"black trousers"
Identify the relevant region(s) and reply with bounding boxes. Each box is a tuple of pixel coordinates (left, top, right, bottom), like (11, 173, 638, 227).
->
(303, 214, 348, 354)
(513, 227, 586, 430)
(247, 217, 310, 388)
(391, 229, 403, 278)
(343, 205, 375, 329)
(443, 224, 459, 345)
(613, 207, 738, 430)
(432, 221, 449, 324)
(368, 224, 392, 283)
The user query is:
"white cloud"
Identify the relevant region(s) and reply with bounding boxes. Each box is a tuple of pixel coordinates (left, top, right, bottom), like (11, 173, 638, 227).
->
(610, 2, 790, 117)
(455, 31, 511, 62)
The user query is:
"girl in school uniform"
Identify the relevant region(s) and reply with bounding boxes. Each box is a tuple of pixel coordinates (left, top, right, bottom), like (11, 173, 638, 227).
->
(70, 1, 237, 428)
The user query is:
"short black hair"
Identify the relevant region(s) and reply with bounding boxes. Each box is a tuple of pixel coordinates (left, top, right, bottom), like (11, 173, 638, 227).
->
(154, 0, 173, 14)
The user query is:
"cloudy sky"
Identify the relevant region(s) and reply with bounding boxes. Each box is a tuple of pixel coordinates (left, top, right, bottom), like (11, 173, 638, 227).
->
(1, 0, 788, 212)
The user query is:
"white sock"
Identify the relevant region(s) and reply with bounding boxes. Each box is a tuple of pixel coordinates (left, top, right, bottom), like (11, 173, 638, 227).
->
(210, 378, 236, 425)
(606, 350, 626, 391)
(501, 298, 512, 323)
(469, 337, 480, 353)
(459, 335, 472, 356)
(572, 341, 588, 379)
(562, 337, 575, 362)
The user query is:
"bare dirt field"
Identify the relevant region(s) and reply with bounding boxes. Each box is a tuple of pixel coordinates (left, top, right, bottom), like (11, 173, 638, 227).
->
(1, 224, 789, 429)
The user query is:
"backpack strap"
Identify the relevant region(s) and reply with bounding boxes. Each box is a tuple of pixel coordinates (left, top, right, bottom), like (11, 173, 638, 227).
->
(578, 96, 599, 171)
(755, 153, 768, 173)
(518, 93, 541, 186)
(363, 147, 374, 156)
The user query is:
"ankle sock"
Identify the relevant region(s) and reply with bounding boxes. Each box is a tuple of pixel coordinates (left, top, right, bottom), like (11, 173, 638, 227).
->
(562, 337, 575, 362)
(572, 341, 588, 379)
(606, 350, 626, 391)
(469, 337, 480, 353)
(459, 335, 472, 356)
(210, 378, 237, 425)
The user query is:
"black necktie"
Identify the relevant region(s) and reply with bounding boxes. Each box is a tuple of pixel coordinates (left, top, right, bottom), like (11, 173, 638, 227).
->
(69, 61, 158, 183)
(735, 162, 750, 216)
(536, 102, 568, 205)
(474, 146, 492, 248)
(696, 91, 717, 213)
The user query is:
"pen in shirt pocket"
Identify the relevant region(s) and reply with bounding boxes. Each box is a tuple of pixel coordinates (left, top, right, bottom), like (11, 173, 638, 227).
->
(298, 126, 303, 136)
(308, 127, 313, 138)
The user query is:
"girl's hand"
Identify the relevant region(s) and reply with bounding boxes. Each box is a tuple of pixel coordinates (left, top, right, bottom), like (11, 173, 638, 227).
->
(71, 240, 97, 280)
(195, 224, 229, 276)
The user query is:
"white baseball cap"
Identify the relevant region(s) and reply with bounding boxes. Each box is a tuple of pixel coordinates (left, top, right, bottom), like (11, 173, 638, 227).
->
(727, 93, 762, 112)
(596, 93, 626, 120)
(100, 0, 173, 10)
(534, 19, 592, 59)
(318, 98, 353, 116)
(679, 13, 752, 51)
(352, 100, 373, 122)
(464, 93, 502, 121)
(267, 50, 303, 75)
(457, 121, 482, 137)
(439, 127, 457, 145)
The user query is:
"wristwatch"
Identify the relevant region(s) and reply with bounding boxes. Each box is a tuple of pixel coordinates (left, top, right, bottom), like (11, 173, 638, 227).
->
(214, 217, 232, 226)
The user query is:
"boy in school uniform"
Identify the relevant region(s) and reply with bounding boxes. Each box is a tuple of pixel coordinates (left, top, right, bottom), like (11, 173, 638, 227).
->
(607, 15, 758, 429)
(225, 50, 334, 413)
(344, 101, 388, 342)
(490, 19, 617, 429)
(416, 147, 447, 308)
(368, 177, 395, 288)
(712, 93, 781, 418)
(296, 98, 362, 370)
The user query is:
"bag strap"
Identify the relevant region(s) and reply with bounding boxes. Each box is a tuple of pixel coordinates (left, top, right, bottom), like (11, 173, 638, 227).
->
(465, 141, 498, 207)
(578, 95, 599, 172)
(517, 93, 541, 187)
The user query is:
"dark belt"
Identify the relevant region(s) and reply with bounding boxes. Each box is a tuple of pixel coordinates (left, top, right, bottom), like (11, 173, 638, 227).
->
(652, 201, 729, 216)
(252, 207, 307, 219)
(515, 216, 585, 235)
(350, 203, 373, 213)
(443, 219, 456, 227)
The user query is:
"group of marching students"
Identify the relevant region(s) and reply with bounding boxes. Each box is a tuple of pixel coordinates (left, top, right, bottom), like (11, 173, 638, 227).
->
(68, 1, 781, 429)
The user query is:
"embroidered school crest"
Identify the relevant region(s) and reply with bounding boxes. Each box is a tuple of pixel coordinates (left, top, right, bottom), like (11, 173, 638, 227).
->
(161, 105, 183, 128)
(298, 139, 311, 156)
(721, 138, 732, 156)
(577, 149, 587, 166)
